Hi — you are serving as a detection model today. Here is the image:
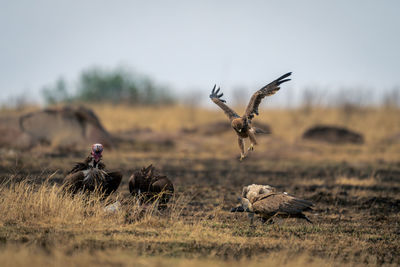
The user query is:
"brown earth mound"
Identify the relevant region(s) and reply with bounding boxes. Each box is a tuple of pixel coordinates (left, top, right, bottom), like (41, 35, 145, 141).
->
(0, 116, 35, 149)
(17, 106, 114, 149)
(302, 125, 364, 144)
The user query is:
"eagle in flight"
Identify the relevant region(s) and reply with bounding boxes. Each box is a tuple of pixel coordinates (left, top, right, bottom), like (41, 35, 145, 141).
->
(209, 72, 292, 160)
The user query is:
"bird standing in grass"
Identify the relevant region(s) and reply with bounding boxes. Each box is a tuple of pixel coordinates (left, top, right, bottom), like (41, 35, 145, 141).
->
(209, 72, 292, 160)
(129, 164, 174, 209)
(231, 187, 313, 224)
(63, 143, 122, 197)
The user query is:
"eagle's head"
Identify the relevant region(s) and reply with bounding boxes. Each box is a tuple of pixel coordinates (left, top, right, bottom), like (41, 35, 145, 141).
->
(231, 118, 246, 133)
(91, 143, 103, 162)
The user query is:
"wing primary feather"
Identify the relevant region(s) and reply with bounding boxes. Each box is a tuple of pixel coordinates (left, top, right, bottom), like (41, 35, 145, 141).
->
(243, 72, 292, 121)
(277, 72, 292, 81)
(209, 85, 238, 119)
(277, 78, 291, 85)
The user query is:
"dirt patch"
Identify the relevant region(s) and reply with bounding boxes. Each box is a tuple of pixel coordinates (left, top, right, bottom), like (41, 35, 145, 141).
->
(302, 125, 364, 144)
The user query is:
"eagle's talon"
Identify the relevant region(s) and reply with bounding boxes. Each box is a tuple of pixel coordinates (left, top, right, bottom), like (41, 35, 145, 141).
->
(239, 154, 246, 161)
(248, 144, 254, 151)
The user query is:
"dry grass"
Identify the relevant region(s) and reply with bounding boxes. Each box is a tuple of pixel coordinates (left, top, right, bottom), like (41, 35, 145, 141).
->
(0, 179, 122, 229)
(0, 177, 194, 231)
(0, 246, 365, 267)
(335, 176, 378, 187)
(91, 104, 400, 142)
(0, 105, 400, 266)
(87, 104, 400, 162)
(0, 175, 399, 266)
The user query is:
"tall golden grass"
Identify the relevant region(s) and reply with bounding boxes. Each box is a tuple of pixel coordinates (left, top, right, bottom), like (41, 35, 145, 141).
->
(0, 176, 193, 230)
(0, 179, 121, 228)
(0, 246, 364, 267)
(0, 177, 391, 266)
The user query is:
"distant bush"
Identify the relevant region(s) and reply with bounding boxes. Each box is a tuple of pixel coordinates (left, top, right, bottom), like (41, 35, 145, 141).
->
(42, 78, 71, 105)
(42, 67, 175, 105)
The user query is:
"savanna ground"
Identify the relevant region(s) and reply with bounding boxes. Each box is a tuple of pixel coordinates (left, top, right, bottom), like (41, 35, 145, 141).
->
(0, 104, 400, 266)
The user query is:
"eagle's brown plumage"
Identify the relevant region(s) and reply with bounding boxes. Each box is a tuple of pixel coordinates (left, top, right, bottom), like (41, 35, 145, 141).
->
(129, 164, 174, 208)
(209, 89, 240, 121)
(210, 72, 291, 160)
(243, 72, 292, 121)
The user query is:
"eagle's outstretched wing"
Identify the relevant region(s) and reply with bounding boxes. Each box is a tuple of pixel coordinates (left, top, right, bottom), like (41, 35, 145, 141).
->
(243, 72, 291, 121)
(209, 85, 240, 121)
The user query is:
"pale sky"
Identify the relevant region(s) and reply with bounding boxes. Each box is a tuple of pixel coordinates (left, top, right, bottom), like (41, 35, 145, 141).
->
(0, 0, 399, 105)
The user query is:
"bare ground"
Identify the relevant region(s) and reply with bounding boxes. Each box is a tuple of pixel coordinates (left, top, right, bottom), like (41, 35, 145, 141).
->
(0, 106, 399, 266)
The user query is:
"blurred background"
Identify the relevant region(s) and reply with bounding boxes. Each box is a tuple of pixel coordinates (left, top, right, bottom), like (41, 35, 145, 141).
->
(1, 0, 399, 108)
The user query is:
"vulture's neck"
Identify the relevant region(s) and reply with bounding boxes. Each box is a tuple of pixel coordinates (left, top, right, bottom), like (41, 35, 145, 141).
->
(88, 156, 100, 169)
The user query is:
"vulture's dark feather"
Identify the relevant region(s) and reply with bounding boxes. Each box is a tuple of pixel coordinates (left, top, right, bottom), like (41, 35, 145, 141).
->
(129, 164, 174, 208)
(63, 155, 121, 197)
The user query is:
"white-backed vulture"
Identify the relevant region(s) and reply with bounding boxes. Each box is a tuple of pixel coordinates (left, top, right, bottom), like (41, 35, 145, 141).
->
(232, 187, 313, 224)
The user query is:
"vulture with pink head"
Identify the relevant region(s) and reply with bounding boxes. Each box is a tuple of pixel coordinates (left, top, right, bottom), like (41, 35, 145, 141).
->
(63, 144, 122, 197)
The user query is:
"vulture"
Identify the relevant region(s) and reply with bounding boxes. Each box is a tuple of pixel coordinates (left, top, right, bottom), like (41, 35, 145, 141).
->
(129, 164, 174, 208)
(63, 143, 122, 197)
(231, 185, 313, 224)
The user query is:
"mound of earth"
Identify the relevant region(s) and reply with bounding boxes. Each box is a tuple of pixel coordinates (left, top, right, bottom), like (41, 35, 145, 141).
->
(181, 121, 271, 135)
(302, 125, 364, 144)
(17, 105, 114, 149)
(0, 116, 35, 149)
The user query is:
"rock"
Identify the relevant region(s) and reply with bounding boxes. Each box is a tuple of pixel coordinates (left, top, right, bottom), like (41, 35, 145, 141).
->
(19, 105, 114, 149)
(104, 201, 122, 213)
(302, 125, 364, 144)
(0, 116, 35, 150)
